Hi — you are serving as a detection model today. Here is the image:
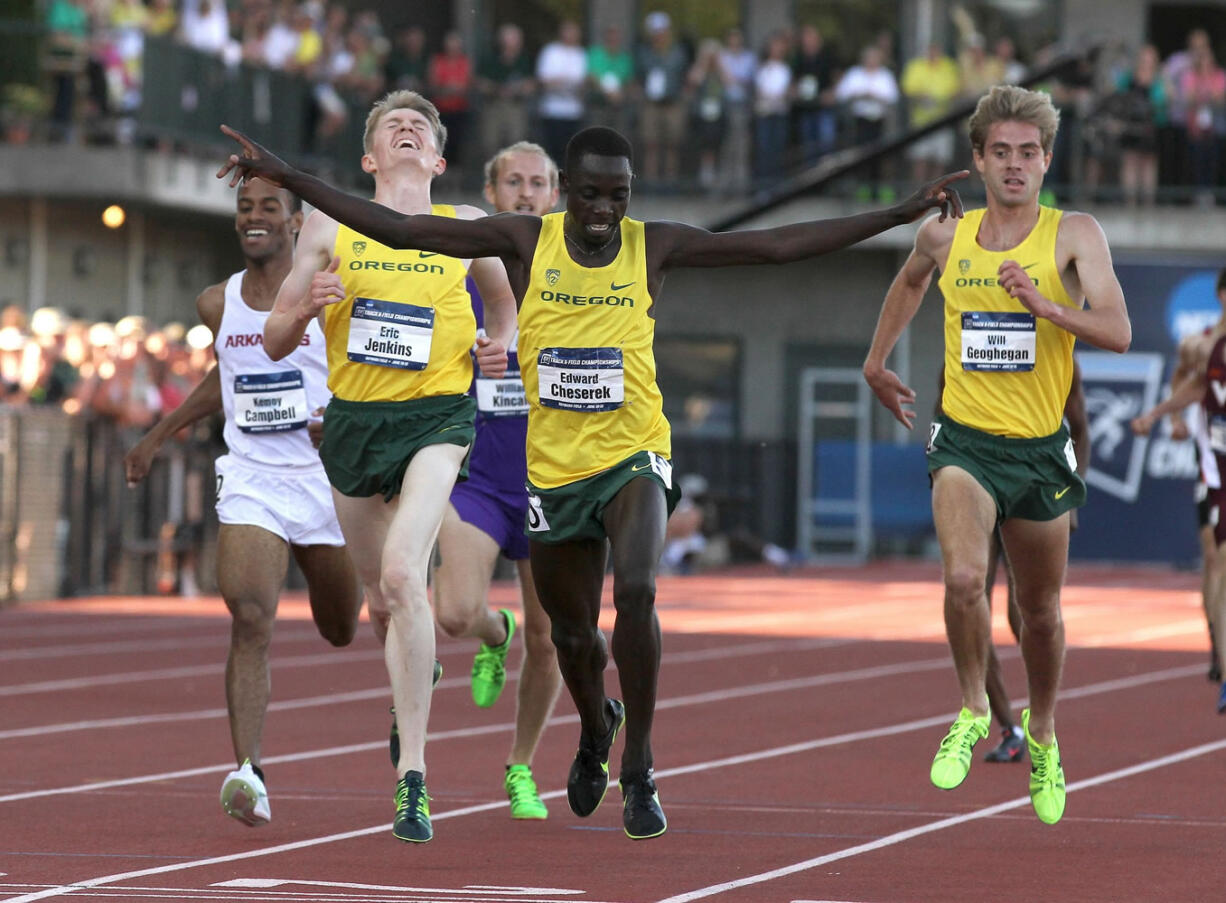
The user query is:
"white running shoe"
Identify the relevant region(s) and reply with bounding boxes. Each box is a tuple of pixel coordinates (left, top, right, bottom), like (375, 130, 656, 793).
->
(220, 759, 270, 826)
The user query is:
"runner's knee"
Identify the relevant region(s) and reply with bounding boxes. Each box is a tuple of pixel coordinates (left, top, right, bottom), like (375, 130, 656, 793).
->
(314, 610, 357, 647)
(1018, 599, 1063, 639)
(944, 565, 988, 607)
(550, 619, 605, 664)
(380, 559, 428, 611)
(612, 573, 657, 616)
(523, 617, 557, 665)
(435, 604, 480, 639)
(229, 597, 275, 646)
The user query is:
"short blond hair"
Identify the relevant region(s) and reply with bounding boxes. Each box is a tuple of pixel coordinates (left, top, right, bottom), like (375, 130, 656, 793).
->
(362, 90, 447, 156)
(967, 84, 1060, 155)
(483, 141, 559, 191)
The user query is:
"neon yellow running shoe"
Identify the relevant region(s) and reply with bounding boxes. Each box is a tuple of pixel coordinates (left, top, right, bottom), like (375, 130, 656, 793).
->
(505, 764, 548, 820)
(1022, 708, 1065, 824)
(472, 609, 516, 708)
(930, 707, 990, 790)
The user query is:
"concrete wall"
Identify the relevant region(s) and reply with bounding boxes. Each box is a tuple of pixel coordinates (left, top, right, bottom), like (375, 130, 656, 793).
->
(0, 194, 237, 326)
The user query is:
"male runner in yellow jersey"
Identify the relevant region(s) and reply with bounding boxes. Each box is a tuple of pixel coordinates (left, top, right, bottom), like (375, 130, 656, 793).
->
(863, 85, 1131, 824)
(218, 123, 965, 840)
(248, 90, 517, 844)
(430, 141, 564, 820)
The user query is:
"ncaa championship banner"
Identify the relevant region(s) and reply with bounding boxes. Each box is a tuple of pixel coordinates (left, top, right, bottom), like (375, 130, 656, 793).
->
(1071, 263, 1221, 565)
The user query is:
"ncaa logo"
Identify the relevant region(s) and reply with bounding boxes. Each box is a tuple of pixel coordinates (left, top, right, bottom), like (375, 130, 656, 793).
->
(1079, 352, 1164, 503)
(958, 259, 971, 275)
(352, 241, 366, 257)
(545, 269, 560, 285)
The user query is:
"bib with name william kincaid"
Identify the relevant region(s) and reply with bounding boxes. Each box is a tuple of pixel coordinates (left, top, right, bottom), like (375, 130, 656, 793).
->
(519, 213, 670, 488)
(937, 206, 1078, 438)
(326, 207, 476, 402)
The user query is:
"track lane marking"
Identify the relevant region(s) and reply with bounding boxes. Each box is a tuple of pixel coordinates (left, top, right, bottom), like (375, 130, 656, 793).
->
(3, 679, 1219, 903)
(654, 737, 1226, 902)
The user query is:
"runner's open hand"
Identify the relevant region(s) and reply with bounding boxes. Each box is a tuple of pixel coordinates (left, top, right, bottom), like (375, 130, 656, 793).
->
(863, 364, 917, 429)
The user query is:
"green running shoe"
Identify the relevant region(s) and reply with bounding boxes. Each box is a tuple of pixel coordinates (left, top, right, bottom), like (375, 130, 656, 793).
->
(505, 764, 548, 820)
(1022, 708, 1065, 825)
(930, 706, 990, 790)
(471, 609, 515, 708)
(392, 770, 432, 843)
(389, 660, 443, 767)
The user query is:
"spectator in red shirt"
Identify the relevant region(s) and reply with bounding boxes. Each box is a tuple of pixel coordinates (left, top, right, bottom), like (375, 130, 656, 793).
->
(429, 29, 474, 174)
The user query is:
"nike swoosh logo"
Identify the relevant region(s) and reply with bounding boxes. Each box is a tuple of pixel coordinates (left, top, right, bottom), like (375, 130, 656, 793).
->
(1054, 486, 1071, 499)
(631, 463, 651, 472)
(610, 281, 636, 291)
(439, 424, 463, 432)
(420, 252, 438, 258)
(1022, 263, 1038, 270)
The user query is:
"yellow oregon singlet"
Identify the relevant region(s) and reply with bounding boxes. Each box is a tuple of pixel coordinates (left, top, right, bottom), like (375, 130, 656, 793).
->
(325, 206, 475, 402)
(937, 206, 1077, 438)
(519, 213, 670, 487)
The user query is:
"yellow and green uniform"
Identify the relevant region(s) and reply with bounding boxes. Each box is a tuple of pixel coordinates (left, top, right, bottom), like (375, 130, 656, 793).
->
(938, 205, 1077, 438)
(318, 207, 477, 500)
(518, 213, 677, 541)
(929, 205, 1084, 520)
(326, 208, 475, 402)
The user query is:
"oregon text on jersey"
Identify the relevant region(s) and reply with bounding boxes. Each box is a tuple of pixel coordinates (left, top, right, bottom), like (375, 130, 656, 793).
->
(347, 259, 446, 275)
(538, 289, 635, 307)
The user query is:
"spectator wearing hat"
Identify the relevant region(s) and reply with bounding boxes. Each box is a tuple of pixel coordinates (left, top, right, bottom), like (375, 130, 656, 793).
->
(535, 20, 588, 168)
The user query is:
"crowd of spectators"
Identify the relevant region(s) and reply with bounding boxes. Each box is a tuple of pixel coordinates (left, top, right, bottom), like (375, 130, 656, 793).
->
(12, 1, 1226, 201)
(0, 303, 214, 427)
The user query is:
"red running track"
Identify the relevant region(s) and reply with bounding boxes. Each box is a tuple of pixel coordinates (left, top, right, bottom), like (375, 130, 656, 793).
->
(1, 561, 1223, 903)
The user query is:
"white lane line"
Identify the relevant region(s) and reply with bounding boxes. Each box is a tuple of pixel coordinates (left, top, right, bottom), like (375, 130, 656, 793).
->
(0, 637, 855, 741)
(0, 631, 326, 663)
(4, 694, 1221, 903)
(0, 653, 956, 804)
(653, 737, 1226, 903)
(0, 660, 1198, 807)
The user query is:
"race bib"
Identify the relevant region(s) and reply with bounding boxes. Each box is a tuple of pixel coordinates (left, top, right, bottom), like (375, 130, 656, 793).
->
(960, 311, 1036, 372)
(797, 75, 819, 101)
(347, 297, 433, 370)
(1210, 415, 1226, 455)
(476, 373, 528, 417)
(537, 347, 624, 412)
(233, 370, 308, 433)
(647, 451, 673, 489)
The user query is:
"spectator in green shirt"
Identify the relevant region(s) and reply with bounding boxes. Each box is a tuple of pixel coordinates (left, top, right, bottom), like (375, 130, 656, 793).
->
(46, 0, 91, 141)
(476, 24, 536, 167)
(587, 24, 634, 135)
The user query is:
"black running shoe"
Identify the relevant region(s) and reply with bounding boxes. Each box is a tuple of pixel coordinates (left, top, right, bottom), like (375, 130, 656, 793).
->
(392, 770, 432, 843)
(983, 728, 1026, 763)
(567, 697, 625, 817)
(390, 660, 443, 767)
(620, 770, 667, 840)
